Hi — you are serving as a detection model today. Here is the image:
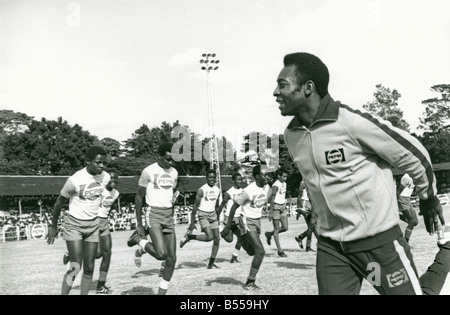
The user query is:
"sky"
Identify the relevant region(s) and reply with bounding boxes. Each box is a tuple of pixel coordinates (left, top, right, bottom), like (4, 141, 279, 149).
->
(1, 0, 450, 152)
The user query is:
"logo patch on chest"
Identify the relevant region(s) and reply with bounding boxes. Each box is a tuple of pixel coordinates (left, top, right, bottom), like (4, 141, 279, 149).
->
(325, 148, 346, 165)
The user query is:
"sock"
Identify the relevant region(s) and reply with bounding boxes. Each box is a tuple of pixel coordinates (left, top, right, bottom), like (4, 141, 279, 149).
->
(80, 273, 93, 295)
(158, 278, 170, 295)
(61, 274, 73, 295)
(139, 240, 149, 252)
(232, 252, 239, 258)
(306, 239, 312, 249)
(99, 271, 107, 282)
(208, 257, 216, 266)
(248, 267, 258, 281)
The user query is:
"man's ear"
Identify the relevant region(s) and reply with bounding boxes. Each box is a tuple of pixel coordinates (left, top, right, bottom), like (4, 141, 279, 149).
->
(304, 80, 315, 97)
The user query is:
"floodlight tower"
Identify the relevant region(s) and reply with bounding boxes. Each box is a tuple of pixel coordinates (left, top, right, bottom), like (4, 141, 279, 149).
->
(200, 52, 222, 194)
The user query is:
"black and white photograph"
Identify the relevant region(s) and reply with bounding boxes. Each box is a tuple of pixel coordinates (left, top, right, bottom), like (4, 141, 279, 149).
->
(1, 0, 449, 298)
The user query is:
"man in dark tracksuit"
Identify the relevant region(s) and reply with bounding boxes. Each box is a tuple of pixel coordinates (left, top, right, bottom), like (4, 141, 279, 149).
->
(274, 52, 449, 295)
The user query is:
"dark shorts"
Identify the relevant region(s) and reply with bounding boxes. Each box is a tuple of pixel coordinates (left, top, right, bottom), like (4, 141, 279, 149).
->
(98, 217, 111, 237)
(147, 207, 174, 234)
(238, 216, 261, 235)
(63, 215, 99, 243)
(316, 226, 422, 295)
(198, 210, 219, 230)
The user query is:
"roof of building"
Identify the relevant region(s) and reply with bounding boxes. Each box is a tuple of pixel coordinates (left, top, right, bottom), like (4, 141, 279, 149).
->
(0, 175, 235, 196)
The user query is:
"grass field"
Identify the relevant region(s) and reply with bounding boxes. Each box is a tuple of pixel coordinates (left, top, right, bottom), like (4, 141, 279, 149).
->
(1, 206, 449, 295)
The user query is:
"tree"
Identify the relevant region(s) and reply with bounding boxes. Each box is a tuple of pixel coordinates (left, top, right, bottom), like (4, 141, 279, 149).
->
(0, 110, 35, 161)
(419, 84, 450, 133)
(414, 84, 450, 165)
(107, 156, 156, 176)
(363, 84, 410, 131)
(417, 131, 450, 164)
(124, 121, 181, 158)
(240, 131, 300, 194)
(0, 110, 34, 134)
(100, 137, 122, 160)
(2, 117, 97, 175)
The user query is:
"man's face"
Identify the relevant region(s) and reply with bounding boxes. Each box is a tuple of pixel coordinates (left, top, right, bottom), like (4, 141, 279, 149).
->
(256, 170, 268, 186)
(87, 155, 107, 175)
(273, 65, 305, 116)
(159, 152, 174, 169)
(206, 172, 217, 187)
(278, 173, 288, 183)
(233, 175, 243, 188)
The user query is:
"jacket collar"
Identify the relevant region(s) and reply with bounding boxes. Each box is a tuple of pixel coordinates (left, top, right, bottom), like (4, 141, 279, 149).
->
(286, 94, 340, 130)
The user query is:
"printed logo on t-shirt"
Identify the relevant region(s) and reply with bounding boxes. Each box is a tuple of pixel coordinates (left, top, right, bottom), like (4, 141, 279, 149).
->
(79, 182, 104, 201)
(101, 195, 114, 208)
(250, 194, 267, 208)
(154, 173, 175, 190)
(205, 189, 218, 201)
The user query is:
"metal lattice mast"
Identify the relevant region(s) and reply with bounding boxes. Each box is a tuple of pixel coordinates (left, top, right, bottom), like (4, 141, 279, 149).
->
(200, 52, 222, 194)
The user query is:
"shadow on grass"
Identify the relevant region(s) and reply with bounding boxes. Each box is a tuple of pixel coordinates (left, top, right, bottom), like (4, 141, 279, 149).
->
(131, 269, 160, 278)
(121, 286, 155, 295)
(205, 277, 244, 287)
(204, 257, 228, 264)
(274, 261, 314, 270)
(176, 257, 229, 270)
(176, 261, 207, 269)
(283, 248, 305, 253)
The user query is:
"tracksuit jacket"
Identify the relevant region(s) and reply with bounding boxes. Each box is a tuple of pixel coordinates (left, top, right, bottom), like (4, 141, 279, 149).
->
(284, 94, 437, 244)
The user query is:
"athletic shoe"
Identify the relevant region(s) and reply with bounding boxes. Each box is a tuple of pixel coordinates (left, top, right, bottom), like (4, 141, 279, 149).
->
(244, 281, 260, 291)
(230, 255, 240, 263)
(305, 247, 316, 253)
(62, 252, 70, 265)
(265, 232, 272, 246)
(438, 224, 450, 246)
(127, 230, 140, 247)
(134, 248, 143, 268)
(96, 285, 111, 294)
(295, 236, 304, 249)
(179, 236, 190, 249)
(157, 288, 168, 295)
(207, 263, 220, 269)
(159, 261, 166, 277)
(278, 251, 287, 257)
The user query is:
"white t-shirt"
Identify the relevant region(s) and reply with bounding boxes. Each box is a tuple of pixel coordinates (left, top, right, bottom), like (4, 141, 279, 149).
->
(98, 188, 120, 218)
(272, 180, 287, 204)
(138, 163, 178, 208)
(300, 181, 309, 201)
(235, 182, 271, 219)
(60, 168, 111, 220)
(198, 183, 220, 212)
(400, 174, 415, 197)
(224, 186, 243, 218)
